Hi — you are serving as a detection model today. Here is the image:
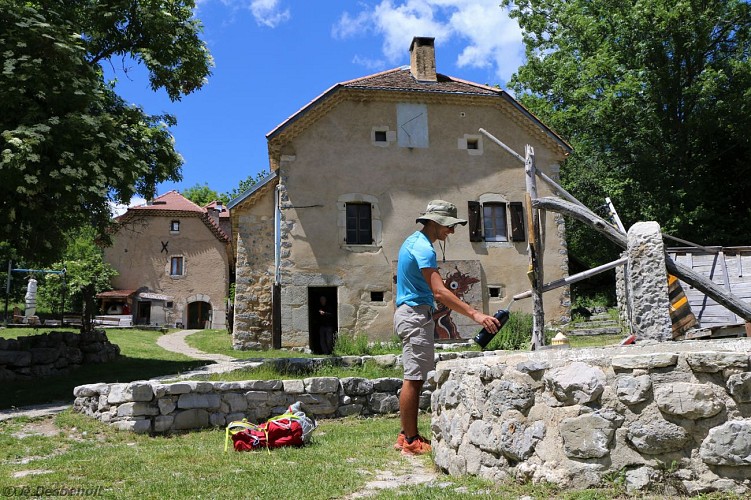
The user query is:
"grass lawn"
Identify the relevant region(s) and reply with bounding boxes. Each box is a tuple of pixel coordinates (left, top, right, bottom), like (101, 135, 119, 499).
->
(0, 411, 640, 499)
(1, 328, 207, 409)
(180, 359, 404, 382)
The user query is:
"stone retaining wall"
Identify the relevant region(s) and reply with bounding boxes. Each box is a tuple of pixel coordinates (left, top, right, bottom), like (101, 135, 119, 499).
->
(430, 339, 751, 495)
(0, 330, 120, 381)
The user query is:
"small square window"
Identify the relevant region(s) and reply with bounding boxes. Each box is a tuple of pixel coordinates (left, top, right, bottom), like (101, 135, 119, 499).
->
(374, 130, 387, 142)
(166, 301, 174, 308)
(370, 291, 384, 302)
(489, 287, 501, 298)
(170, 220, 180, 232)
(467, 138, 479, 150)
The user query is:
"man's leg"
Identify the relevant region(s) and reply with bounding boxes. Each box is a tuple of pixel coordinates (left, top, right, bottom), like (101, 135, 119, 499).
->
(399, 379, 424, 438)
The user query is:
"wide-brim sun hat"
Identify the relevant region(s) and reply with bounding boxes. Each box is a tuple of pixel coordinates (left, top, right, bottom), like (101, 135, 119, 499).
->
(416, 199, 468, 227)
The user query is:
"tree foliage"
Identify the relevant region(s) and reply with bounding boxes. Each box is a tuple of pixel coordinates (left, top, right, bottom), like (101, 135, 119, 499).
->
(503, 0, 751, 266)
(182, 182, 228, 206)
(226, 170, 270, 202)
(0, 1, 212, 265)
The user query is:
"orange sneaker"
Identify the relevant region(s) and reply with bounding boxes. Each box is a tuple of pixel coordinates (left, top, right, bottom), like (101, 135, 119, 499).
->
(401, 435, 432, 456)
(393, 432, 406, 450)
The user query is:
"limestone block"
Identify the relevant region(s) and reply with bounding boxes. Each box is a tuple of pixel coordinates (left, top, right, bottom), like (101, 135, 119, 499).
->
(187, 381, 214, 393)
(449, 413, 471, 450)
(654, 382, 724, 419)
(727, 372, 751, 403)
(340, 377, 374, 396)
(458, 439, 485, 476)
(545, 362, 606, 405)
(626, 418, 690, 454)
(485, 378, 535, 416)
(154, 415, 174, 433)
(30, 347, 60, 364)
(336, 404, 363, 417)
(172, 409, 209, 430)
(282, 379, 305, 394)
(372, 378, 402, 392)
(245, 391, 270, 403)
(243, 380, 284, 391)
(210, 413, 226, 427)
(468, 419, 502, 454)
(700, 419, 751, 466)
(371, 354, 397, 367)
(127, 381, 154, 402)
(222, 393, 248, 413)
(304, 377, 340, 394)
(298, 393, 338, 415)
(625, 466, 657, 493)
(368, 393, 399, 414)
(498, 412, 545, 461)
(158, 397, 177, 415)
(516, 360, 549, 375)
(107, 384, 130, 404)
(419, 391, 431, 410)
(338, 356, 362, 367)
(626, 221, 672, 342)
(686, 352, 749, 373)
(117, 402, 160, 417)
(433, 441, 455, 472)
(611, 353, 678, 370)
(177, 393, 221, 409)
(616, 375, 652, 405)
(111, 418, 151, 434)
(560, 413, 616, 459)
(73, 383, 109, 398)
(165, 383, 193, 395)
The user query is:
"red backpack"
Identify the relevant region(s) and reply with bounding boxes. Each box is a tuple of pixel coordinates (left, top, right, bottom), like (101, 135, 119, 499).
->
(225, 403, 316, 452)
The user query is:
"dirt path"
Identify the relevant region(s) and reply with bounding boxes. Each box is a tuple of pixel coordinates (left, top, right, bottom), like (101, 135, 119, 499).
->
(344, 454, 440, 498)
(156, 329, 235, 362)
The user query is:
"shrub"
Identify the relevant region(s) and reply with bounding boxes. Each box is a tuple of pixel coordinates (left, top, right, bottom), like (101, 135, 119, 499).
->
(484, 311, 534, 351)
(332, 330, 401, 356)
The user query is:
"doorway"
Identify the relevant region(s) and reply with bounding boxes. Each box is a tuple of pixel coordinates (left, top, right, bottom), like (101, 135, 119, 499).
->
(308, 287, 337, 354)
(188, 300, 211, 329)
(137, 301, 151, 325)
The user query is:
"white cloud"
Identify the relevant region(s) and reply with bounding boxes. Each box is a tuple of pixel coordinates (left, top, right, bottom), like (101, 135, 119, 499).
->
(351, 54, 388, 72)
(249, 0, 290, 28)
(109, 196, 147, 218)
(333, 0, 524, 83)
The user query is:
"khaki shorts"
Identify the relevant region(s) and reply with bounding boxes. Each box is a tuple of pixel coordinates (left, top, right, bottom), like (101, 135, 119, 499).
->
(394, 304, 435, 381)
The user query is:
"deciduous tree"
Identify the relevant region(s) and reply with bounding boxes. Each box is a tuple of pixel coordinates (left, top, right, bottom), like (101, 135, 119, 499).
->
(0, 1, 212, 265)
(503, 0, 751, 266)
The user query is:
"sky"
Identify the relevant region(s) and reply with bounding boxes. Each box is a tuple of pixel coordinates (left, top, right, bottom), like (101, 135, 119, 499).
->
(107, 0, 526, 207)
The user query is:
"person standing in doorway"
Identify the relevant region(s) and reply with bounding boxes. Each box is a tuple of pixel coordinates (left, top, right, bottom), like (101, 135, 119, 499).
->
(318, 295, 336, 355)
(393, 200, 500, 455)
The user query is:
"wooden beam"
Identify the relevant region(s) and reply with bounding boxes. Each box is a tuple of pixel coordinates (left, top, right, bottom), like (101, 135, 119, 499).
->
(525, 145, 545, 349)
(514, 257, 628, 300)
(533, 196, 751, 322)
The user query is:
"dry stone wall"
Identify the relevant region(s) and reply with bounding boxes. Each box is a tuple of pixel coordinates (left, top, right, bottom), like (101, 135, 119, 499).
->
(0, 330, 120, 381)
(430, 339, 751, 495)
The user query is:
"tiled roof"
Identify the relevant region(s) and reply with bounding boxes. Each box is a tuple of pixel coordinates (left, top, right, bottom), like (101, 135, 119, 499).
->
(116, 191, 230, 243)
(129, 190, 204, 213)
(341, 67, 500, 96)
(205, 200, 230, 219)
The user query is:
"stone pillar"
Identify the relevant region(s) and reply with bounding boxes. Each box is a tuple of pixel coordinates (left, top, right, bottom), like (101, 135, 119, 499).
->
(627, 222, 672, 341)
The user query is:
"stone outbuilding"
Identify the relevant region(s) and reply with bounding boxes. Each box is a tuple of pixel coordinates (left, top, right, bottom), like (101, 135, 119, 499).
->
(104, 191, 231, 329)
(229, 37, 572, 351)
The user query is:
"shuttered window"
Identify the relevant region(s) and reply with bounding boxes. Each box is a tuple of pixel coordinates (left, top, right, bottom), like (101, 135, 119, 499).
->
(345, 203, 372, 245)
(509, 202, 525, 241)
(483, 203, 508, 242)
(468, 201, 483, 242)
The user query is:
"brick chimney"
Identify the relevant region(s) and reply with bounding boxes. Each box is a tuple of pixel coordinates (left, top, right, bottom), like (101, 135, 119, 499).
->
(409, 36, 437, 82)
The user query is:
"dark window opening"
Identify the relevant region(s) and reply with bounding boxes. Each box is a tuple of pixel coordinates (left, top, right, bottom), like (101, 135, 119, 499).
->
(166, 301, 174, 308)
(483, 203, 508, 242)
(374, 130, 387, 142)
(370, 291, 384, 302)
(467, 138, 479, 149)
(346, 203, 373, 245)
(170, 220, 180, 232)
(489, 287, 501, 298)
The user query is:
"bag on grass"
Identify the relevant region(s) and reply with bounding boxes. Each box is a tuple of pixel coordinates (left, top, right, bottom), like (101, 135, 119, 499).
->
(225, 401, 316, 452)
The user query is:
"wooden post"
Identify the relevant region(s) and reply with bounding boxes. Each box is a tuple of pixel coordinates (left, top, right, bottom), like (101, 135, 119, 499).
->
(525, 145, 545, 349)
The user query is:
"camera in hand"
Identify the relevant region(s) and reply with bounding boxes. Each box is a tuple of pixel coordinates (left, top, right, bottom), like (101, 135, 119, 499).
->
(473, 309, 510, 350)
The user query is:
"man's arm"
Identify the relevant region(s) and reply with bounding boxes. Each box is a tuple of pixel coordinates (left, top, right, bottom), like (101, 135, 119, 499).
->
(422, 268, 500, 333)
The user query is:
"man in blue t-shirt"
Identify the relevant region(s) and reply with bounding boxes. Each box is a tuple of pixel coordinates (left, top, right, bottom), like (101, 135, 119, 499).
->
(393, 200, 500, 455)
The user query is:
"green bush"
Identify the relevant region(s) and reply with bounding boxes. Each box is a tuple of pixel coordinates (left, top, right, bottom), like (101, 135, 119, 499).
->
(332, 330, 401, 356)
(484, 311, 534, 351)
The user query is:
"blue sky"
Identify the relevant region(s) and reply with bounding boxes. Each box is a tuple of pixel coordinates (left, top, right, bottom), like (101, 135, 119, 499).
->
(108, 0, 526, 206)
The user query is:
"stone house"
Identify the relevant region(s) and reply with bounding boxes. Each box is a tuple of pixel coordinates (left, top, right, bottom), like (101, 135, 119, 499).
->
(229, 37, 571, 351)
(103, 190, 231, 329)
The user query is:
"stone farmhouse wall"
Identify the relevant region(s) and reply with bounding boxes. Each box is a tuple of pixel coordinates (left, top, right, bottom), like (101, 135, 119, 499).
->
(0, 330, 120, 381)
(430, 339, 751, 495)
